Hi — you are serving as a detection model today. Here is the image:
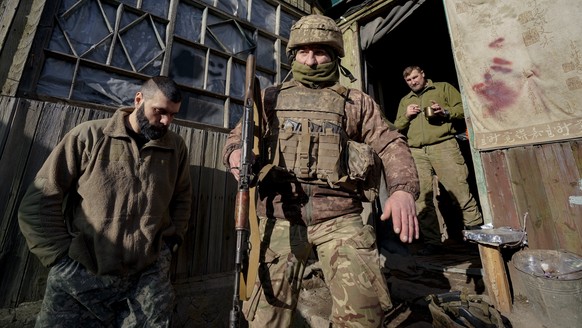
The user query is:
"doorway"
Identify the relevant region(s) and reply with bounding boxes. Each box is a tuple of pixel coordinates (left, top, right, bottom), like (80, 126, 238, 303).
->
(362, 0, 480, 242)
(363, 0, 459, 123)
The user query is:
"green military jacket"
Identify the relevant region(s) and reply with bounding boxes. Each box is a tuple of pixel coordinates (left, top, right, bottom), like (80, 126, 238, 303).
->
(394, 80, 465, 148)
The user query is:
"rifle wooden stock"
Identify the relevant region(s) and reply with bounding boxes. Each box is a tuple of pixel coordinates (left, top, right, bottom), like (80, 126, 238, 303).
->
(234, 191, 250, 230)
(230, 54, 258, 328)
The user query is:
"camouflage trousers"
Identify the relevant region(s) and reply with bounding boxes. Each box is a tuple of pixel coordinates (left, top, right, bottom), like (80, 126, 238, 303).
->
(34, 246, 174, 328)
(243, 214, 392, 328)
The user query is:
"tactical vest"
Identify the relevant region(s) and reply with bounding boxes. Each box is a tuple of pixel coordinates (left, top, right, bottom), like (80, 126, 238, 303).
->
(263, 82, 349, 186)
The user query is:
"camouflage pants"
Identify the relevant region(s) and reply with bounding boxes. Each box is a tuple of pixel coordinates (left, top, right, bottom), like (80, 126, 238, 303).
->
(34, 246, 174, 328)
(243, 214, 391, 328)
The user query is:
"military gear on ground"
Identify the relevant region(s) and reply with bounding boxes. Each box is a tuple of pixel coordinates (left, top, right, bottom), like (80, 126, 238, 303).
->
(426, 291, 511, 328)
(287, 14, 345, 58)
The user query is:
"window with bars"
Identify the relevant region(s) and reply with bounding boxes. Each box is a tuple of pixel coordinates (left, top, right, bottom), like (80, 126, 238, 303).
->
(30, 0, 305, 129)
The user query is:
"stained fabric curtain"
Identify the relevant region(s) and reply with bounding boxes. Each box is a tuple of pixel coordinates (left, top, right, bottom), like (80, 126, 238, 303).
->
(359, 0, 427, 50)
(443, 0, 582, 150)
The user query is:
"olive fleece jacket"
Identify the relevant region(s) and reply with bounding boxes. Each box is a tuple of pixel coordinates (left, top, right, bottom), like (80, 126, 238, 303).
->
(18, 108, 192, 276)
(394, 80, 464, 148)
(223, 81, 419, 225)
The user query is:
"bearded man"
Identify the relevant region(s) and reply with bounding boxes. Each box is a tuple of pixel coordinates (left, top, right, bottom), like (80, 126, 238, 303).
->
(19, 76, 192, 327)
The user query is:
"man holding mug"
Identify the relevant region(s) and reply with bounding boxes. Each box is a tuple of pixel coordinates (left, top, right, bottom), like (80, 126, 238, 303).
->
(393, 66, 483, 255)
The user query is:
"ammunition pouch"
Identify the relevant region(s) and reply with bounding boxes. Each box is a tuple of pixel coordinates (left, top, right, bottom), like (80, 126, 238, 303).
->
(336, 140, 381, 202)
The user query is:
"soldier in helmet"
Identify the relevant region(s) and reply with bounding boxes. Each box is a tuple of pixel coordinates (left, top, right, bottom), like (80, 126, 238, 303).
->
(223, 14, 420, 327)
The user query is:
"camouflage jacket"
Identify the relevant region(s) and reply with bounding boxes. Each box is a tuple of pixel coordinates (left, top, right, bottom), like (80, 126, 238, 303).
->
(223, 80, 419, 225)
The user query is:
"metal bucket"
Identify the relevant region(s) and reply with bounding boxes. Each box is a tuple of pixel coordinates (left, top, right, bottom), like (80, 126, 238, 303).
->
(513, 249, 582, 327)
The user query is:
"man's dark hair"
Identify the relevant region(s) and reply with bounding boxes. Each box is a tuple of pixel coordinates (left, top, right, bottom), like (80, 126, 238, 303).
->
(141, 76, 182, 103)
(403, 66, 423, 78)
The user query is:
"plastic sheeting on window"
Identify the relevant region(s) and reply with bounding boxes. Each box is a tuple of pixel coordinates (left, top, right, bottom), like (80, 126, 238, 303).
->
(54, 0, 111, 56)
(230, 62, 246, 100)
(120, 17, 165, 72)
(179, 93, 225, 127)
(206, 54, 227, 94)
(251, 0, 276, 34)
(228, 103, 244, 129)
(37, 58, 75, 99)
(142, 0, 170, 18)
(175, 2, 203, 43)
(170, 42, 206, 89)
(72, 66, 141, 106)
(206, 17, 256, 58)
(257, 34, 275, 70)
(279, 11, 297, 39)
(217, 0, 248, 20)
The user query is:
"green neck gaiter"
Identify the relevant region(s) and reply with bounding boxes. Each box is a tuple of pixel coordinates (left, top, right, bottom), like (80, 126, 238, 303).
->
(292, 60, 340, 88)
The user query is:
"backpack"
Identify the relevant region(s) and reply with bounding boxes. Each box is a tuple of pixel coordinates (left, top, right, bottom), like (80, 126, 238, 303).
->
(426, 291, 512, 328)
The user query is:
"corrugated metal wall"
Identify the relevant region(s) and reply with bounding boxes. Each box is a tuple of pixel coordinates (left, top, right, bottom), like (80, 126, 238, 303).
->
(0, 96, 237, 308)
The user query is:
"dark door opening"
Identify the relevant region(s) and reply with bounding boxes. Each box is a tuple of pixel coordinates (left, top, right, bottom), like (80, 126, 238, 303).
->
(363, 0, 459, 123)
(362, 0, 480, 242)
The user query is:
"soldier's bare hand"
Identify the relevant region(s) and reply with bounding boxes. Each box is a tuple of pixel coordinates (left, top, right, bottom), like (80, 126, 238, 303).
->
(380, 190, 419, 243)
(228, 149, 242, 181)
(406, 104, 421, 119)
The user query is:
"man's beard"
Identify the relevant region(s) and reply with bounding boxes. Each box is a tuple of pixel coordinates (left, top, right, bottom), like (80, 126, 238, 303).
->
(136, 104, 167, 140)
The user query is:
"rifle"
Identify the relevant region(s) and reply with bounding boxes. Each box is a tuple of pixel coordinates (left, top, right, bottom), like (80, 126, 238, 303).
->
(229, 54, 261, 328)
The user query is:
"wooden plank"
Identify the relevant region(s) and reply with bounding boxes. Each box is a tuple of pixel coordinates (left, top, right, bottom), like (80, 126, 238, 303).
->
(191, 129, 211, 276)
(537, 143, 582, 254)
(0, 0, 47, 96)
(478, 244, 512, 314)
(505, 146, 556, 249)
(171, 125, 195, 281)
(0, 98, 44, 308)
(471, 140, 494, 225)
(571, 139, 582, 178)
(206, 131, 223, 274)
(0, 0, 19, 48)
(211, 132, 232, 273)
(480, 150, 519, 227)
(337, 20, 363, 89)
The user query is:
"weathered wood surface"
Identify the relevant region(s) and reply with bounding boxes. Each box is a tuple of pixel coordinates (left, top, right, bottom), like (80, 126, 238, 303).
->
(0, 96, 236, 308)
(0, 0, 46, 96)
(478, 244, 512, 315)
(480, 142, 582, 254)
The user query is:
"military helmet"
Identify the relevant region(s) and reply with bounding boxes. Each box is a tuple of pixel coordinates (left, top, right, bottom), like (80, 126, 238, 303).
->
(286, 15, 344, 58)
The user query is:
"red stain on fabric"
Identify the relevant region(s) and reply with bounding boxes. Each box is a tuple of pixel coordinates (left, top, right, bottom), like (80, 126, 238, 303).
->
(472, 79, 518, 115)
(489, 38, 505, 48)
(493, 57, 512, 65)
(490, 65, 512, 73)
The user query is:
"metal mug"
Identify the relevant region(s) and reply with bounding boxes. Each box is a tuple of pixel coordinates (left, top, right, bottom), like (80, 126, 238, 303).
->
(424, 106, 435, 118)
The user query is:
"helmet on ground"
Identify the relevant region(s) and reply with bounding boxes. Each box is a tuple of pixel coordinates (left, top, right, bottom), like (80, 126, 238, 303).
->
(286, 15, 344, 58)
